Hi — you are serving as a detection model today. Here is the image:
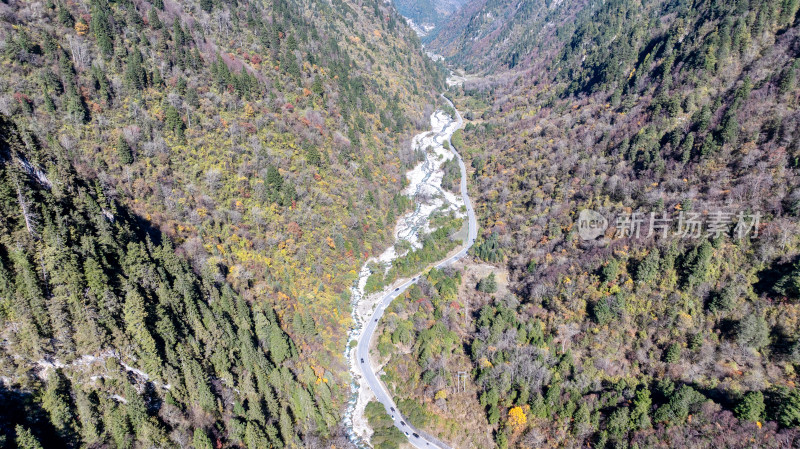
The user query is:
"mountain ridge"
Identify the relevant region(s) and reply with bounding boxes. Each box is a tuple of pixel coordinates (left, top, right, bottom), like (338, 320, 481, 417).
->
(377, 0, 800, 446)
(0, 0, 446, 445)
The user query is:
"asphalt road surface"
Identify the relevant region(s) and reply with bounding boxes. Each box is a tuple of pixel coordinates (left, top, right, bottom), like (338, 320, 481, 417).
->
(356, 94, 475, 449)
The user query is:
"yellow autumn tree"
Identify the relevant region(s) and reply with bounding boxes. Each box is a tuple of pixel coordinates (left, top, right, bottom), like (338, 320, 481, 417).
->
(244, 102, 255, 118)
(75, 22, 89, 36)
(508, 406, 527, 430)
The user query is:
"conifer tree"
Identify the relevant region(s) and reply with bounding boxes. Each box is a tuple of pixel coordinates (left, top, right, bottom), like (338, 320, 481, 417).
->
(116, 134, 133, 165)
(58, 4, 74, 27)
(193, 429, 213, 449)
(90, 2, 113, 54)
(735, 391, 765, 422)
(42, 369, 77, 443)
(15, 426, 44, 449)
(148, 8, 162, 29)
(124, 48, 146, 91)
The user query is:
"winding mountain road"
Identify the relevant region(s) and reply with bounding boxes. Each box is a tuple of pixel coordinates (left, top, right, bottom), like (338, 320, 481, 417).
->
(356, 94, 476, 449)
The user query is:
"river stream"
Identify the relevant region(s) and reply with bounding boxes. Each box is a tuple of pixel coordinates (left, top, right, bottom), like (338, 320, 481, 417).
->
(342, 108, 464, 447)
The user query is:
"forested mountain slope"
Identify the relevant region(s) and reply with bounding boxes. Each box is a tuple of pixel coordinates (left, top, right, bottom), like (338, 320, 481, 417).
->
(0, 117, 320, 448)
(0, 0, 443, 445)
(426, 0, 585, 72)
(392, 0, 467, 33)
(377, 0, 800, 447)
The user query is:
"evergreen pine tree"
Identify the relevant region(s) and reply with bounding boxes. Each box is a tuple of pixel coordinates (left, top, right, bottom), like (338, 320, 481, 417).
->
(116, 134, 133, 165)
(42, 369, 77, 442)
(124, 48, 146, 90)
(148, 8, 162, 29)
(735, 391, 765, 422)
(165, 105, 184, 135)
(91, 4, 114, 54)
(15, 426, 44, 449)
(193, 429, 213, 449)
(57, 4, 74, 27)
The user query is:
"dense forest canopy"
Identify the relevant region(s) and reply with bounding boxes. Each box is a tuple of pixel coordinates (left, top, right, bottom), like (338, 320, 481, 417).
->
(3, 0, 800, 446)
(0, 0, 444, 445)
(368, 0, 800, 447)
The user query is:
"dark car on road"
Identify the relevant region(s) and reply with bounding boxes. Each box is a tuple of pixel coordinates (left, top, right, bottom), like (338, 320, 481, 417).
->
(413, 433, 419, 438)
(360, 358, 364, 363)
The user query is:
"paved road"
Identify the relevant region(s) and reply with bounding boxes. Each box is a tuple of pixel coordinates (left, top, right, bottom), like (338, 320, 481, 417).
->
(356, 94, 476, 449)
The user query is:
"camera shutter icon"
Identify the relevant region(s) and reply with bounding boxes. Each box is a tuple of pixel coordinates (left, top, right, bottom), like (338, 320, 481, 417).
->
(577, 209, 608, 240)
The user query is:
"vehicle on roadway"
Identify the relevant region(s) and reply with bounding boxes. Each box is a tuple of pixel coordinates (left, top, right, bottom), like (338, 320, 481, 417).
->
(358, 101, 470, 449)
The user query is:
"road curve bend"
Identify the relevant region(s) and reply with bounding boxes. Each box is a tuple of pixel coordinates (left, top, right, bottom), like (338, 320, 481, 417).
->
(356, 94, 476, 449)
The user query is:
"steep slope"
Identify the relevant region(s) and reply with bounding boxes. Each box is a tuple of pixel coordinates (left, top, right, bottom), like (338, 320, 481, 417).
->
(393, 0, 468, 35)
(0, 117, 329, 448)
(382, 0, 800, 447)
(426, 0, 585, 72)
(0, 0, 445, 446)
